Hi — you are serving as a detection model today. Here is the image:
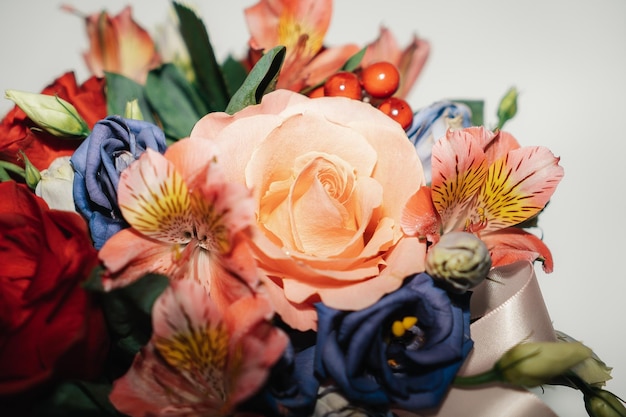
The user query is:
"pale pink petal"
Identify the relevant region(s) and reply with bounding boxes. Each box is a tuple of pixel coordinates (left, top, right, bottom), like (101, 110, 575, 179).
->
(164, 137, 220, 184)
(99, 229, 175, 291)
(395, 35, 430, 99)
(430, 129, 488, 232)
(483, 130, 521, 164)
(117, 149, 193, 243)
(362, 26, 402, 65)
(304, 44, 362, 87)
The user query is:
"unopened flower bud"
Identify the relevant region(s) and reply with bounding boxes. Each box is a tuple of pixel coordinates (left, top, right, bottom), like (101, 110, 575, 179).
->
(35, 156, 76, 212)
(497, 342, 592, 387)
(425, 231, 491, 293)
(496, 86, 518, 130)
(557, 330, 613, 387)
(585, 389, 626, 417)
(5, 89, 90, 137)
(124, 99, 144, 120)
(20, 151, 41, 189)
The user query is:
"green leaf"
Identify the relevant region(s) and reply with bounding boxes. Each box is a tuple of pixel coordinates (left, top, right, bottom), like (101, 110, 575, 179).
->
(225, 46, 286, 115)
(104, 72, 155, 124)
(453, 99, 484, 127)
(173, 2, 230, 111)
(26, 380, 118, 417)
(86, 267, 169, 358)
(340, 47, 367, 72)
(145, 63, 208, 140)
(221, 55, 249, 97)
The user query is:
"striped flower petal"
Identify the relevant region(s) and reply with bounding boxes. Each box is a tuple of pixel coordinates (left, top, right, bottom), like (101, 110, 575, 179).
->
(430, 130, 488, 233)
(475, 146, 564, 232)
(117, 148, 193, 244)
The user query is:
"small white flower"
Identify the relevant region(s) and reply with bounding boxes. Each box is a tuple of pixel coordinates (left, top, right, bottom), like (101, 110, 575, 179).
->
(35, 156, 76, 212)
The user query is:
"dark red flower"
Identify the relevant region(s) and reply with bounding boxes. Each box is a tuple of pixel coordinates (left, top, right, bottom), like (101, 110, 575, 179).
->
(0, 181, 109, 398)
(0, 72, 106, 171)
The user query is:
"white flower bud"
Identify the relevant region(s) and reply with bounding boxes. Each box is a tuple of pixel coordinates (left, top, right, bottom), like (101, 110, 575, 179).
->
(497, 342, 592, 387)
(5, 90, 90, 137)
(425, 231, 491, 293)
(35, 156, 76, 212)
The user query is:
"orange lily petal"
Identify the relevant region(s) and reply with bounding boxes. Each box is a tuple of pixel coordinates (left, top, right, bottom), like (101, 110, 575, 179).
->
(395, 34, 430, 99)
(401, 185, 441, 244)
(481, 228, 554, 273)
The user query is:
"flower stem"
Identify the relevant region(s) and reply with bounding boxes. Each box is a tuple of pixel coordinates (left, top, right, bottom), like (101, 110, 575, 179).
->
(0, 161, 26, 179)
(453, 368, 502, 386)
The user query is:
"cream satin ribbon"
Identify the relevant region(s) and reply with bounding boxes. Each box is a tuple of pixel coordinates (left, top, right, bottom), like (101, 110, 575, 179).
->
(394, 261, 559, 417)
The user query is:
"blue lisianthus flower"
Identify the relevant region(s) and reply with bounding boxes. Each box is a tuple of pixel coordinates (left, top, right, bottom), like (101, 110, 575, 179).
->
(241, 343, 319, 417)
(406, 101, 472, 182)
(314, 273, 473, 411)
(71, 116, 167, 248)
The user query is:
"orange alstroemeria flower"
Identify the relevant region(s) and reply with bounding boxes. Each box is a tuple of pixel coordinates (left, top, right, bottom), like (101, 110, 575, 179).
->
(245, 0, 429, 98)
(98, 137, 259, 311)
(109, 278, 288, 416)
(402, 127, 564, 272)
(66, 5, 161, 84)
(245, 0, 360, 91)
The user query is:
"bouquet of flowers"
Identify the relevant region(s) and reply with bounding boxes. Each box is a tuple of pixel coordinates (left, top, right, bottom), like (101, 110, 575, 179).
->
(0, 1, 624, 416)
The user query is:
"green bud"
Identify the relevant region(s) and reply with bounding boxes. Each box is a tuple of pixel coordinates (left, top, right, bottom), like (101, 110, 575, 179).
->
(124, 99, 144, 120)
(557, 330, 613, 387)
(585, 389, 626, 417)
(5, 89, 90, 137)
(425, 231, 491, 293)
(496, 86, 518, 130)
(497, 341, 592, 387)
(20, 151, 41, 190)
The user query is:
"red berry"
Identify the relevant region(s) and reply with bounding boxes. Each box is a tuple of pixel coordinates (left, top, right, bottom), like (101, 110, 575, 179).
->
(307, 86, 325, 98)
(324, 72, 362, 100)
(378, 97, 413, 130)
(360, 62, 400, 99)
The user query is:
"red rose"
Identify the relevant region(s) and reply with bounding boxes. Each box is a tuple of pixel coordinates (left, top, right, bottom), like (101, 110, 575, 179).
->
(0, 71, 106, 171)
(0, 181, 109, 398)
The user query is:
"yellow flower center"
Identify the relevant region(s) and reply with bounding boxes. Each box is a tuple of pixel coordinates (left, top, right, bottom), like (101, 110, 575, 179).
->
(155, 322, 240, 401)
(278, 12, 323, 59)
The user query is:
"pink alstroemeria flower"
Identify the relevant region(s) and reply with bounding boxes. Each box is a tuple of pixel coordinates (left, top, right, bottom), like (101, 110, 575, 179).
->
(109, 278, 288, 416)
(98, 138, 258, 309)
(362, 26, 430, 99)
(245, 0, 360, 91)
(64, 5, 160, 84)
(401, 127, 564, 272)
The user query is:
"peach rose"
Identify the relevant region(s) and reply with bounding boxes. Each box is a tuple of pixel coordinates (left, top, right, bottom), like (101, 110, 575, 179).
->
(190, 90, 426, 330)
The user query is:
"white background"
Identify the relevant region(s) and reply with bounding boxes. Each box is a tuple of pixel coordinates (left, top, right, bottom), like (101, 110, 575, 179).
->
(1, 1, 625, 416)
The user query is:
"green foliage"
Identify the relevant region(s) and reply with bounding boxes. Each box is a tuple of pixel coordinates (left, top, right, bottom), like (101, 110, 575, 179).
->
(24, 380, 120, 417)
(221, 55, 249, 97)
(340, 47, 367, 72)
(225, 46, 286, 114)
(145, 63, 209, 140)
(454, 99, 484, 127)
(84, 267, 169, 361)
(173, 2, 231, 112)
(104, 72, 155, 125)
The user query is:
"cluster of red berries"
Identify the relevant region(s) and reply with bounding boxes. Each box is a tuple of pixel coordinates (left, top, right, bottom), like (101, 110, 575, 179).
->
(307, 61, 414, 130)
